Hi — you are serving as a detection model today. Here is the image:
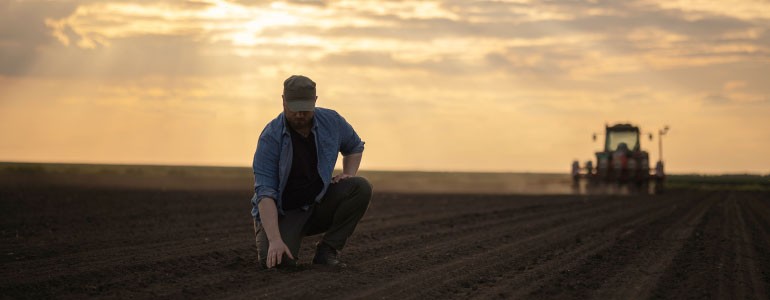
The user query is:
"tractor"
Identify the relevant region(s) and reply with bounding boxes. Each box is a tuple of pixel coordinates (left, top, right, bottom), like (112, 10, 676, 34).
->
(571, 123, 668, 193)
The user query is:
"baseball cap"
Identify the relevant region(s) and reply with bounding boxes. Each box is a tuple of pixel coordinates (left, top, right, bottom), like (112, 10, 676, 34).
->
(283, 75, 316, 112)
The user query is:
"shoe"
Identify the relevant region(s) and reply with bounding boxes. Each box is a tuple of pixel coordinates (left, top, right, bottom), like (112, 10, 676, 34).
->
(312, 242, 347, 268)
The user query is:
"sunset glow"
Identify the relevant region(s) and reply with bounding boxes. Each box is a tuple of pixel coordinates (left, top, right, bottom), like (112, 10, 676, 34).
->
(1, 0, 769, 173)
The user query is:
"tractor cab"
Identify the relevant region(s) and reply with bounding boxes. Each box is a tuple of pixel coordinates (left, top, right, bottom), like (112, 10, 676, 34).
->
(605, 124, 640, 152)
(594, 124, 649, 183)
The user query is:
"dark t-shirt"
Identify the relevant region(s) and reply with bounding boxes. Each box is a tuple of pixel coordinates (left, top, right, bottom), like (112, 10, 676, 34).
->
(281, 126, 324, 211)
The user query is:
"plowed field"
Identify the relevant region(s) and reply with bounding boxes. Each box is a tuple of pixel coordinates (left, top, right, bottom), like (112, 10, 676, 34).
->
(2, 181, 769, 299)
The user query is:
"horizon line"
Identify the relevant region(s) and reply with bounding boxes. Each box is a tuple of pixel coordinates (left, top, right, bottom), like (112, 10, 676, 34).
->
(0, 160, 767, 176)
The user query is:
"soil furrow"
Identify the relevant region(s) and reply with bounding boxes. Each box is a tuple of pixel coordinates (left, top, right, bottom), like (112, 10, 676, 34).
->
(337, 196, 666, 299)
(585, 192, 717, 299)
(342, 196, 612, 261)
(744, 193, 770, 295)
(467, 195, 682, 299)
(416, 197, 675, 300)
(650, 191, 727, 299)
(732, 193, 768, 299)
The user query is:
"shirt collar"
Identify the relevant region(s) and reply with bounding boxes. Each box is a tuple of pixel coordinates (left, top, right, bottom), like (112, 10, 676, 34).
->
(280, 113, 290, 136)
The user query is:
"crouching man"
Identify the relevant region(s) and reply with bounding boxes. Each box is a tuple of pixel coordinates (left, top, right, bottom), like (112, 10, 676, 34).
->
(251, 75, 372, 269)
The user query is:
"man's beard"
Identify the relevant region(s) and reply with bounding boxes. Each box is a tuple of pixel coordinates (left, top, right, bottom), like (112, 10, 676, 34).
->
(288, 117, 311, 130)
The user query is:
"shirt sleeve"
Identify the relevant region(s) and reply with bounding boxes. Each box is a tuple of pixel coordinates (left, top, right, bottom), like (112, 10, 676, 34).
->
(338, 114, 365, 156)
(252, 127, 281, 209)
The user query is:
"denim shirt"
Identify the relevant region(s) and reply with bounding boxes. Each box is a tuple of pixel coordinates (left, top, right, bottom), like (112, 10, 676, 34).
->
(251, 107, 365, 223)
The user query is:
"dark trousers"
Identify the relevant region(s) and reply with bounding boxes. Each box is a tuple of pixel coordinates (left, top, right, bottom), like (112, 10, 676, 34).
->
(253, 176, 372, 266)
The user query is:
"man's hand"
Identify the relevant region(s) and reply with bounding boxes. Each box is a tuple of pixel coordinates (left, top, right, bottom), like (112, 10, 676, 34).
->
(338, 153, 362, 184)
(332, 173, 353, 183)
(257, 198, 293, 268)
(266, 239, 294, 268)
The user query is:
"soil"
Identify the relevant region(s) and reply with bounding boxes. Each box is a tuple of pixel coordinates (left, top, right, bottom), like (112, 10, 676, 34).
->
(1, 177, 769, 299)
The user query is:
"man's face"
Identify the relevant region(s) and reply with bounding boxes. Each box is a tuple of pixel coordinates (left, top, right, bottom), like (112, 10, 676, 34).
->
(283, 96, 315, 130)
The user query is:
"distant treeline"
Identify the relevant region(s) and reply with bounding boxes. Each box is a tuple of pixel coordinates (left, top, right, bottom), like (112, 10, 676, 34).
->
(668, 174, 770, 191)
(2, 162, 767, 192)
(0, 162, 251, 178)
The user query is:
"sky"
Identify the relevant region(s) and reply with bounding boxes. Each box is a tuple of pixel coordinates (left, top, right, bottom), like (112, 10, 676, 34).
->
(1, 0, 769, 174)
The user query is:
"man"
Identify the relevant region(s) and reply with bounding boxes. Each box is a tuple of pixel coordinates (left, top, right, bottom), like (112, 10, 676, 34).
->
(251, 75, 372, 269)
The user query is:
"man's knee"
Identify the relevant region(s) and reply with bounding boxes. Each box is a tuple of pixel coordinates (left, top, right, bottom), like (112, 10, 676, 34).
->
(349, 176, 373, 205)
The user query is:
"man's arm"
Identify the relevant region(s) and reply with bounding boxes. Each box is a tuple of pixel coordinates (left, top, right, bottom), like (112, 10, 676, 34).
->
(253, 125, 281, 211)
(257, 197, 294, 268)
(332, 152, 362, 183)
(333, 112, 364, 184)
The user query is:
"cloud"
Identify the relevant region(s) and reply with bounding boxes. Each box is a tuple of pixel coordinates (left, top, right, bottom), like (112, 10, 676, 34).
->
(650, 0, 770, 20)
(0, 0, 79, 75)
(3, 0, 770, 99)
(724, 80, 747, 91)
